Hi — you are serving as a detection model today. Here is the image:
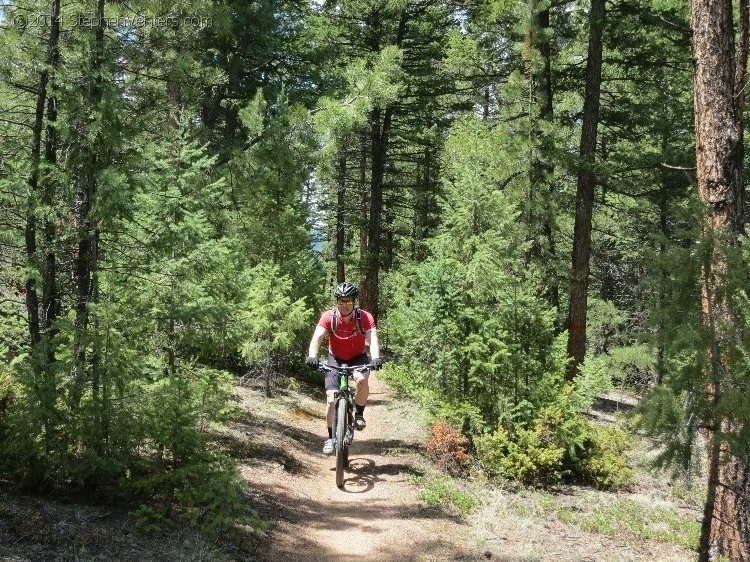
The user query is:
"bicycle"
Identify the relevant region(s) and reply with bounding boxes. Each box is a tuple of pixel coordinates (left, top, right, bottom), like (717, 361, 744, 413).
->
(319, 363, 374, 488)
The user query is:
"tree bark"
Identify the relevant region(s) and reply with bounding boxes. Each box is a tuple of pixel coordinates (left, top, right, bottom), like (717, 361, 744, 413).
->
(70, 0, 104, 417)
(525, 4, 560, 316)
(336, 143, 346, 283)
(24, 0, 61, 464)
(41, 0, 61, 341)
(362, 105, 392, 321)
(358, 131, 368, 289)
(565, 0, 605, 381)
(360, 10, 407, 322)
(691, 0, 749, 557)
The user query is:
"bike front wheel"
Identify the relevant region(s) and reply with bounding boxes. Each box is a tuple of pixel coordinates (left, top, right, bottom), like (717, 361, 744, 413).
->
(335, 398, 348, 488)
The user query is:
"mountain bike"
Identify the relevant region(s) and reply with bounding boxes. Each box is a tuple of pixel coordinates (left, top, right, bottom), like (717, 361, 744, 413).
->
(319, 363, 374, 488)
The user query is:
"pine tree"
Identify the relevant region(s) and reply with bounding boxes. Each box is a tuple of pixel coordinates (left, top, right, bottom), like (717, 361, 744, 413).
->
(691, 0, 750, 556)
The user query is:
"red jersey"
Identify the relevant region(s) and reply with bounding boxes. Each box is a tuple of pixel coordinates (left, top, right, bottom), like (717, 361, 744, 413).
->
(318, 308, 376, 361)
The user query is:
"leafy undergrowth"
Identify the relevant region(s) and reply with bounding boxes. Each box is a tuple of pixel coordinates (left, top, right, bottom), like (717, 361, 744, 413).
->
(415, 414, 705, 560)
(0, 482, 260, 562)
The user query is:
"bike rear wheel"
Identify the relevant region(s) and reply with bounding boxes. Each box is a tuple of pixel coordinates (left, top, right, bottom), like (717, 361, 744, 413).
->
(335, 398, 348, 488)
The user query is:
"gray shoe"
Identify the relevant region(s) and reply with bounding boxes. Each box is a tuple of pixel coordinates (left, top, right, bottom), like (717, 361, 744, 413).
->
(354, 414, 366, 431)
(323, 438, 334, 455)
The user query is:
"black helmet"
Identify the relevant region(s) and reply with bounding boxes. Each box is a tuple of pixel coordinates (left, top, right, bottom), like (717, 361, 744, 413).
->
(334, 282, 359, 299)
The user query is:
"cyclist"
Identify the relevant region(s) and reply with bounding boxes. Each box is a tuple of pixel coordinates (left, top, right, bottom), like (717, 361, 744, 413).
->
(306, 282, 382, 455)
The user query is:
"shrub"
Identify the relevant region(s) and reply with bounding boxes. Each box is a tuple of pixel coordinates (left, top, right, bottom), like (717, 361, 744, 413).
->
(475, 402, 634, 489)
(426, 420, 471, 475)
(475, 424, 565, 485)
(580, 425, 634, 489)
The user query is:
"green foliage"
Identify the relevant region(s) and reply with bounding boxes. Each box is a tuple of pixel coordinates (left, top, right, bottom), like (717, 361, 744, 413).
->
(586, 298, 626, 355)
(127, 453, 251, 536)
(568, 356, 614, 412)
(476, 398, 633, 489)
(238, 263, 312, 393)
(475, 424, 565, 485)
(239, 263, 312, 363)
(580, 425, 635, 490)
(387, 116, 566, 435)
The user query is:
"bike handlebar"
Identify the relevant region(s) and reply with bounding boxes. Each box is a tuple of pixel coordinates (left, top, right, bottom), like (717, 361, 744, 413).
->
(317, 363, 375, 374)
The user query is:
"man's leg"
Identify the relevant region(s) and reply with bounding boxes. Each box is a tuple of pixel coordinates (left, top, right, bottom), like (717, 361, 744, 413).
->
(323, 360, 338, 454)
(326, 389, 336, 427)
(354, 370, 369, 407)
(322, 390, 336, 454)
(353, 370, 370, 430)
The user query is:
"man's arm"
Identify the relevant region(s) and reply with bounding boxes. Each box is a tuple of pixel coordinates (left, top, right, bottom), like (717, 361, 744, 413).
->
(308, 325, 328, 358)
(366, 329, 380, 360)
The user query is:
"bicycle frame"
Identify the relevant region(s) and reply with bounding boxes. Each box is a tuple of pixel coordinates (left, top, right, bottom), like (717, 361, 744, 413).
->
(320, 362, 373, 487)
(332, 365, 357, 448)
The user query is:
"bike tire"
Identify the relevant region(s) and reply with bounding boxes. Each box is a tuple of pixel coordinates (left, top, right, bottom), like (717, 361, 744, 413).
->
(335, 398, 348, 488)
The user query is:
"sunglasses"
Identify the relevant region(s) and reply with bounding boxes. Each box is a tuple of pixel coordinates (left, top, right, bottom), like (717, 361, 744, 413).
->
(337, 298, 354, 305)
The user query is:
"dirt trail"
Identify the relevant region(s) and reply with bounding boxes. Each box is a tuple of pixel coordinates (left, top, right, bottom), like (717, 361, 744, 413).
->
(240, 372, 475, 561)
(238, 374, 696, 562)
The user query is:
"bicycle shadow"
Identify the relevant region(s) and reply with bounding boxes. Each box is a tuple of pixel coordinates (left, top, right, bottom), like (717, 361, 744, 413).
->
(332, 456, 424, 493)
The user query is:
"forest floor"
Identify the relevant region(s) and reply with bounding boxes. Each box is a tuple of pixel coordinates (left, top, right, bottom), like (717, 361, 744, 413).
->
(0, 372, 702, 561)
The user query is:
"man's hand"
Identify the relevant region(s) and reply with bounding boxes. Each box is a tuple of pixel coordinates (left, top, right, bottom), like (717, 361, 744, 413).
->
(371, 357, 382, 370)
(306, 356, 320, 368)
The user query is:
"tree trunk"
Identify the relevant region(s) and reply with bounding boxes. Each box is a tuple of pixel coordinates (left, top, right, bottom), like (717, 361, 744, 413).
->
(692, 0, 749, 557)
(360, 11, 406, 322)
(24, 0, 61, 464)
(71, 0, 105, 412)
(565, 0, 605, 381)
(656, 166, 668, 385)
(41, 0, 61, 342)
(362, 105, 392, 321)
(525, 4, 560, 316)
(358, 132, 368, 291)
(336, 143, 346, 283)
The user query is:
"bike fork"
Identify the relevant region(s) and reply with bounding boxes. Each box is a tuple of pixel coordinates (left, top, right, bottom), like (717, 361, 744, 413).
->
(333, 396, 354, 446)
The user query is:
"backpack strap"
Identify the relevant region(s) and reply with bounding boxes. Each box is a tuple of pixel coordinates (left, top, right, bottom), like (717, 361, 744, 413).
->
(354, 307, 365, 336)
(330, 307, 365, 336)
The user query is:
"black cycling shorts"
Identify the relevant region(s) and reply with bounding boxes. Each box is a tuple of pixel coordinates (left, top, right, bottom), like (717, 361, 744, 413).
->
(324, 353, 369, 391)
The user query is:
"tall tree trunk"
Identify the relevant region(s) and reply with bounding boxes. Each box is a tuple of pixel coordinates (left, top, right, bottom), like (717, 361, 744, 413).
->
(692, 0, 749, 557)
(412, 147, 434, 262)
(362, 105, 392, 321)
(70, 0, 105, 429)
(656, 165, 668, 385)
(41, 0, 61, 342)
(336, 144, 346, 283)
(565, 0, 605, 381)
(358, 132, 368, 289)
(24, 0, 61, 464)
(524, 2, 560, 316)
(538, 6, 560, 318)
(360, 11, 406, 322)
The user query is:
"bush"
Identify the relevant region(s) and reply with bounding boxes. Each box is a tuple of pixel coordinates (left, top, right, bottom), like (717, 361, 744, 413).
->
(475, 402, 634, 489)
(580, 425, 634, 489)
(475, 422, 566, 485)
(426, 421, 471, 475)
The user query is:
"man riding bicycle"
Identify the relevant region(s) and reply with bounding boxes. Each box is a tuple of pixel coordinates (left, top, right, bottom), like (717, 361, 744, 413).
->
(306, 282, 382, 455)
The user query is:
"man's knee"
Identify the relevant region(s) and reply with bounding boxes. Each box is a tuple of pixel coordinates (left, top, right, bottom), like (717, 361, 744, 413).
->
(326, 390, 336, 406)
